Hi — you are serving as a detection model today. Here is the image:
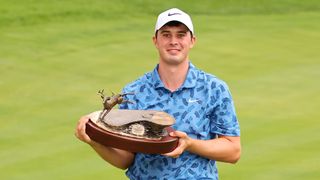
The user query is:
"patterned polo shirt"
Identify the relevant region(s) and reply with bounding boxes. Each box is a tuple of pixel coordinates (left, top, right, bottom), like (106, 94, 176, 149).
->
(119, 62, 240, 180)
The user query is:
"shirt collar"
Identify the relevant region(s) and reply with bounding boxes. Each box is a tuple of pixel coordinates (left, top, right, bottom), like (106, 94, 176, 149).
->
(151, 64, 165, 89)
(151, 62, 198, 90)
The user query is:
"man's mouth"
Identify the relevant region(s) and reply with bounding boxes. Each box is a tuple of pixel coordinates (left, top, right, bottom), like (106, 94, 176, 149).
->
(167, 49, 180, 53)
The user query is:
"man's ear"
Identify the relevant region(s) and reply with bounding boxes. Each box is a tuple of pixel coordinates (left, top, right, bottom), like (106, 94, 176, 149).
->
(152, 36, 158, 47)
(190, 36, 196, 49)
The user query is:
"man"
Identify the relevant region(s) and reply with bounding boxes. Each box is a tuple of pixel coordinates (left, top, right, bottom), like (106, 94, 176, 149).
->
(75, 8, 241, 179)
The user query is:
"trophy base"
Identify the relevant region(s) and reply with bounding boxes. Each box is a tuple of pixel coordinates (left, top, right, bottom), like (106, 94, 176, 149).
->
(86, 119, 178, 154)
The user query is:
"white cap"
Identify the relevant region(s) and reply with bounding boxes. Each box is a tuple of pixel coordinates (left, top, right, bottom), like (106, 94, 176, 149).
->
(155, 8, 194, 34)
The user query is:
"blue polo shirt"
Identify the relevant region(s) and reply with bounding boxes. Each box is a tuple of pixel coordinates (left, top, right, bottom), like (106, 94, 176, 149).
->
(119, 62, 240, 180)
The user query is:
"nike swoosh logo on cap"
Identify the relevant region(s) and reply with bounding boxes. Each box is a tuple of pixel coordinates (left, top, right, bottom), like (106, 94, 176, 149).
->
(168, 12, 181, 16)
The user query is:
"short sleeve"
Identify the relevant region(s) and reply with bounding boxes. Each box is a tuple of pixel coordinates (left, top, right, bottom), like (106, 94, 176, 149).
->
(209, 82, 240, 136)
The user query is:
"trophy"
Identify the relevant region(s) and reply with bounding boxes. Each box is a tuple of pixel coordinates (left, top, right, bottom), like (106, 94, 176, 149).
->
(85, 90, 178, 154)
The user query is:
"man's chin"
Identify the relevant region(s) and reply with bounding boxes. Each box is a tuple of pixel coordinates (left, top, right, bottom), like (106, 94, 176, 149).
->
(163, 57, 186, 65)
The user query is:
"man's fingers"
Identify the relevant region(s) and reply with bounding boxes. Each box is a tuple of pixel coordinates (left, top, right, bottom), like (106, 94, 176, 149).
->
(169, 131, 187, 138)
(75, 115, 92, 143)
(162, 137, 187, 158)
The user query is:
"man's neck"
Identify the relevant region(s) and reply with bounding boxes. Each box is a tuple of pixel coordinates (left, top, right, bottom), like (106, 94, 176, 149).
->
(158, 61, 189, 92)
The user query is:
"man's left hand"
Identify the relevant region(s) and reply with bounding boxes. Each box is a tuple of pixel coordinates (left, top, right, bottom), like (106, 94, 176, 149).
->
(162, 131, 191, 158)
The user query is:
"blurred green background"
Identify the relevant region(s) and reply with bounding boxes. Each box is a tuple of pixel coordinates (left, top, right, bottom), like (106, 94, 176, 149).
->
(1, 0, 320, 179)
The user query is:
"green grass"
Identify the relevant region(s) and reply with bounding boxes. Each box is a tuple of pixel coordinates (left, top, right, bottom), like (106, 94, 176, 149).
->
(1, 1, 320, 179)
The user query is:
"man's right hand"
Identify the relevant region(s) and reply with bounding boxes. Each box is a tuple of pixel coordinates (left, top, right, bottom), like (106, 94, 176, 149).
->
(75, 115, 92, 144)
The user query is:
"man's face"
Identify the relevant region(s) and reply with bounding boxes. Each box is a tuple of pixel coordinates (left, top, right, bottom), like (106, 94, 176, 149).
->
(153, 23, 196, 65)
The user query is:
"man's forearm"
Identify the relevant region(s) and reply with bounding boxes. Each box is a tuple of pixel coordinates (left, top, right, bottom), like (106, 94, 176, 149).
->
(187, 136, 241, 163)
(89, 141, 135, 169)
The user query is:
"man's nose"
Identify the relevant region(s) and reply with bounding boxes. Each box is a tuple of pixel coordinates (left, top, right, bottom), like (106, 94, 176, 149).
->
(169, 36, 178, 45)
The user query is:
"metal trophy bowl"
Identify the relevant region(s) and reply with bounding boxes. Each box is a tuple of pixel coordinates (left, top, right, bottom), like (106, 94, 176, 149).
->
(85, 91, 178, 154)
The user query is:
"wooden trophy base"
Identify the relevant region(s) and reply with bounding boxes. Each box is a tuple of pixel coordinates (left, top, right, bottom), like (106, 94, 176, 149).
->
(85, 114, 178, 154)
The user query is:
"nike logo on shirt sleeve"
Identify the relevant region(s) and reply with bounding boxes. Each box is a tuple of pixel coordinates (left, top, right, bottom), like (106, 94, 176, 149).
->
(188, 98, 200, 103)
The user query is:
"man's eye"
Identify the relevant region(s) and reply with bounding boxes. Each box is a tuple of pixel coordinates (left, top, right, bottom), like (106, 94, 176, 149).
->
(178, 33, 186, 38)
(163, 34, 170, 37)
